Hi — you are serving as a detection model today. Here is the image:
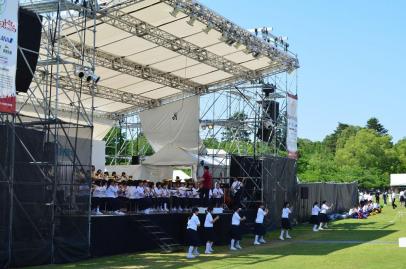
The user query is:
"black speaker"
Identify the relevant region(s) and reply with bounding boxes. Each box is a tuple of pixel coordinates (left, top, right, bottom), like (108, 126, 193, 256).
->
(263, 100, 279, 122)
(256, 125, 274, 142)
(131, 155, 140, 165)
(16, 8, 42, 93)
(300, 187, 309, 199)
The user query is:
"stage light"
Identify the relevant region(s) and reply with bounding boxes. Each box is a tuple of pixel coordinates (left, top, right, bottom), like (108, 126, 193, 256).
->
(252, 51, 260, 58)
(170, 4, 181, 17)
(74, 66, 85, 78)
(203, 22, 214, 34)
(84, 69, 100, 84)
(187, 15, 196, 26)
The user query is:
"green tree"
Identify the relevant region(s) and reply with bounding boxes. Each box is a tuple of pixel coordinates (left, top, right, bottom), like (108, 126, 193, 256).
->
(323, 123, 354, 153)
(395, 138, 406, 171)
(366, 117, 388, 135)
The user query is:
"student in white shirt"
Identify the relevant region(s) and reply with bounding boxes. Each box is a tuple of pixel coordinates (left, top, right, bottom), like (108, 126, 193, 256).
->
(161, 183, 171, 212)
(230, 207, 246, 251)
(105, 180, 124, 215)
(92, 179, 105, 215)
(280, 202, 292, 240)
(254, 203, 269, 245)
(391, 190, 397, 209)
(212, 183, 224, 208)
(399, 190, 405, 207)
(319, 201, 333, 229)
(191, 183, 200, 208)
(310, 202, 321, 232)
(186, 208, 201, 259)
(204, 207, 220, 254)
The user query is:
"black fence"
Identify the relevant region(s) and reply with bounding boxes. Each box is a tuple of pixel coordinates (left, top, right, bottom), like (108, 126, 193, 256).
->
(262, 157, 298, 227)
(295, 182, 358, 222)
(0, 114, 92, 268)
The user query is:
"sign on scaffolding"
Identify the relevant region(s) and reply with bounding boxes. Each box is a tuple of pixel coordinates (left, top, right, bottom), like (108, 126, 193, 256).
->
(0, 0, 18, 113)
(287, 93, 298, 159)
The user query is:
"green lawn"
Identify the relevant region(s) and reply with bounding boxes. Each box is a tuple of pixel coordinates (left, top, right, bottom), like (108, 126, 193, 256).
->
(27, 206, 406, 269)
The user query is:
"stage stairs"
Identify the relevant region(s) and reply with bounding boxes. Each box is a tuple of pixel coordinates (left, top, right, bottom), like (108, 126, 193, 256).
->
(132, 215, 182, 253)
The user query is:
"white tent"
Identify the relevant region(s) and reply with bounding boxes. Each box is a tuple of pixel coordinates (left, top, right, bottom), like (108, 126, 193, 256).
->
(390, 174, 406, 186)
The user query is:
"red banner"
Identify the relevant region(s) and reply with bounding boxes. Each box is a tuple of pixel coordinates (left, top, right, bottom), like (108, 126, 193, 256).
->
(0, 96, 16, 113)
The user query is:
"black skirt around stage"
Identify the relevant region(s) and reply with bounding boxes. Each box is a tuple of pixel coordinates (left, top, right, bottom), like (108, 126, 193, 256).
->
(204, 227, 215, 242)
(281, 218, 291, 229)
(231, 225, 242, 240)
(186, 228, 200, 246)
(254, 223, 266, 236)
(310, 215, 320, 225)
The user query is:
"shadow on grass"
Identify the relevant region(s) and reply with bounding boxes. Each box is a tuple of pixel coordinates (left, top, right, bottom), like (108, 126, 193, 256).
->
(26, 220, 399, 269)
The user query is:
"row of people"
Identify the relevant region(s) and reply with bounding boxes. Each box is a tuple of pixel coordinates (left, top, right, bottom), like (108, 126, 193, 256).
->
(348, 201, 381, 219)
(91, 179, 224, 215)
(186, 202, 293, 258)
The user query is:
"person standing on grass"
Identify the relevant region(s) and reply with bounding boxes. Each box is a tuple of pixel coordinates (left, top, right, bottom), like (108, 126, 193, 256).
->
(399, 190, 405, 207)
(319, 201, 333, 229)
(280, 202, 293, 240)
(254, 203, 269, 245)
(391, 190, 397, 209)
(383, 190, 388, 205)
(375, 191, 380, 204)
(230, 207, 246, 250)
(186, 207, 201, 259)
(200, 166, 212, 207)
(310, 201, 321, 232)
(204, 206, 220, 254)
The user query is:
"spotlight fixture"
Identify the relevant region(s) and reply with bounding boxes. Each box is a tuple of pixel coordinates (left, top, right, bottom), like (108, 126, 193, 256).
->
(74, 66, 85, 78)
(187, 14, 196, 26)
(252, 51, 260, 58)
(82, 68, 101, 84)
(169, 4, 181, 17)
(203, 22, 214, 34)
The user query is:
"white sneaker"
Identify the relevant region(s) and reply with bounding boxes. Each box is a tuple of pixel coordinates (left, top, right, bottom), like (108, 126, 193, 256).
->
(204, 250, 212, 254)
(319, 227, 324, 230)
(313, 228, 319, 232)
(193, 251, 199, 256)
(254, 241, 261, 245)
(236, 245, 242, 249)
(286, 235, 292, 239)
(186, 254, 195, 259)
(279, 236, 285, 241)
(230, 247, 238, 251)
(95, 211, 103, 215)
(259, 239, 266, 243)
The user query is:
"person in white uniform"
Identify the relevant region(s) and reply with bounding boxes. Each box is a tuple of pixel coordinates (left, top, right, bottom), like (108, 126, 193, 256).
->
(230, 207, 246, 250)
(280, 202, 292, 240)
(310, 202, 321, 232)
(319, 201, 333, 229)
(186, 207, 201, 259)
(204, 206, 220, 254)
(254, 203, 269, 245)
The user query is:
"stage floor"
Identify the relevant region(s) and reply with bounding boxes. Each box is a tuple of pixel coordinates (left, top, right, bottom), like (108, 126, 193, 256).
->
(91, 211, 256, 257)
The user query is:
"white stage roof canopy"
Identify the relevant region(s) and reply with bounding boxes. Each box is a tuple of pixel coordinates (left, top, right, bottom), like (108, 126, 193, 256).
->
(21, 0, 299, 121)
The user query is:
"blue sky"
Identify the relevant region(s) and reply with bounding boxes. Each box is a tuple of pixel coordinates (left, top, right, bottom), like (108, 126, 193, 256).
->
(200, 0, 406, 142)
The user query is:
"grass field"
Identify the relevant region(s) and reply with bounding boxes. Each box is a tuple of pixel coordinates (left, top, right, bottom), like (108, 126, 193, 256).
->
(27, 206, 406, 269)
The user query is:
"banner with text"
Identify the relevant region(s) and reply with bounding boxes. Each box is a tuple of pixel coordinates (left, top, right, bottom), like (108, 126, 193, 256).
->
(0, 0, 18, 113)
(287, 94, 298, 159)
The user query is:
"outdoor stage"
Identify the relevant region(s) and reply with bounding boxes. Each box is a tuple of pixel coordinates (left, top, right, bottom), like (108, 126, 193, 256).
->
(91, 210, 256, 257)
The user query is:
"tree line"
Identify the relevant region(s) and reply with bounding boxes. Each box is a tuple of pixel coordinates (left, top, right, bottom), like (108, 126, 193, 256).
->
(103, 116, 406, 188)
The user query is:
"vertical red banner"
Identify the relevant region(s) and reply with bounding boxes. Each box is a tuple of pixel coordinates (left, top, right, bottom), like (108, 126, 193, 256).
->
(0, 0, 19, 113)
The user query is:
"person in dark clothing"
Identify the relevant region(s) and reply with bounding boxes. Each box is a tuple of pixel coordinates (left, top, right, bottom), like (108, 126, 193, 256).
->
(200, 166, 212, 207)
(375, 191, 380, 204)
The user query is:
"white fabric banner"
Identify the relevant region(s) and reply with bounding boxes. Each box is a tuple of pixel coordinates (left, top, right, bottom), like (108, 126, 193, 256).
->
(140, 95, 200, 152)
(287, 94, 298, 159)
(0, 0, 18, 113)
